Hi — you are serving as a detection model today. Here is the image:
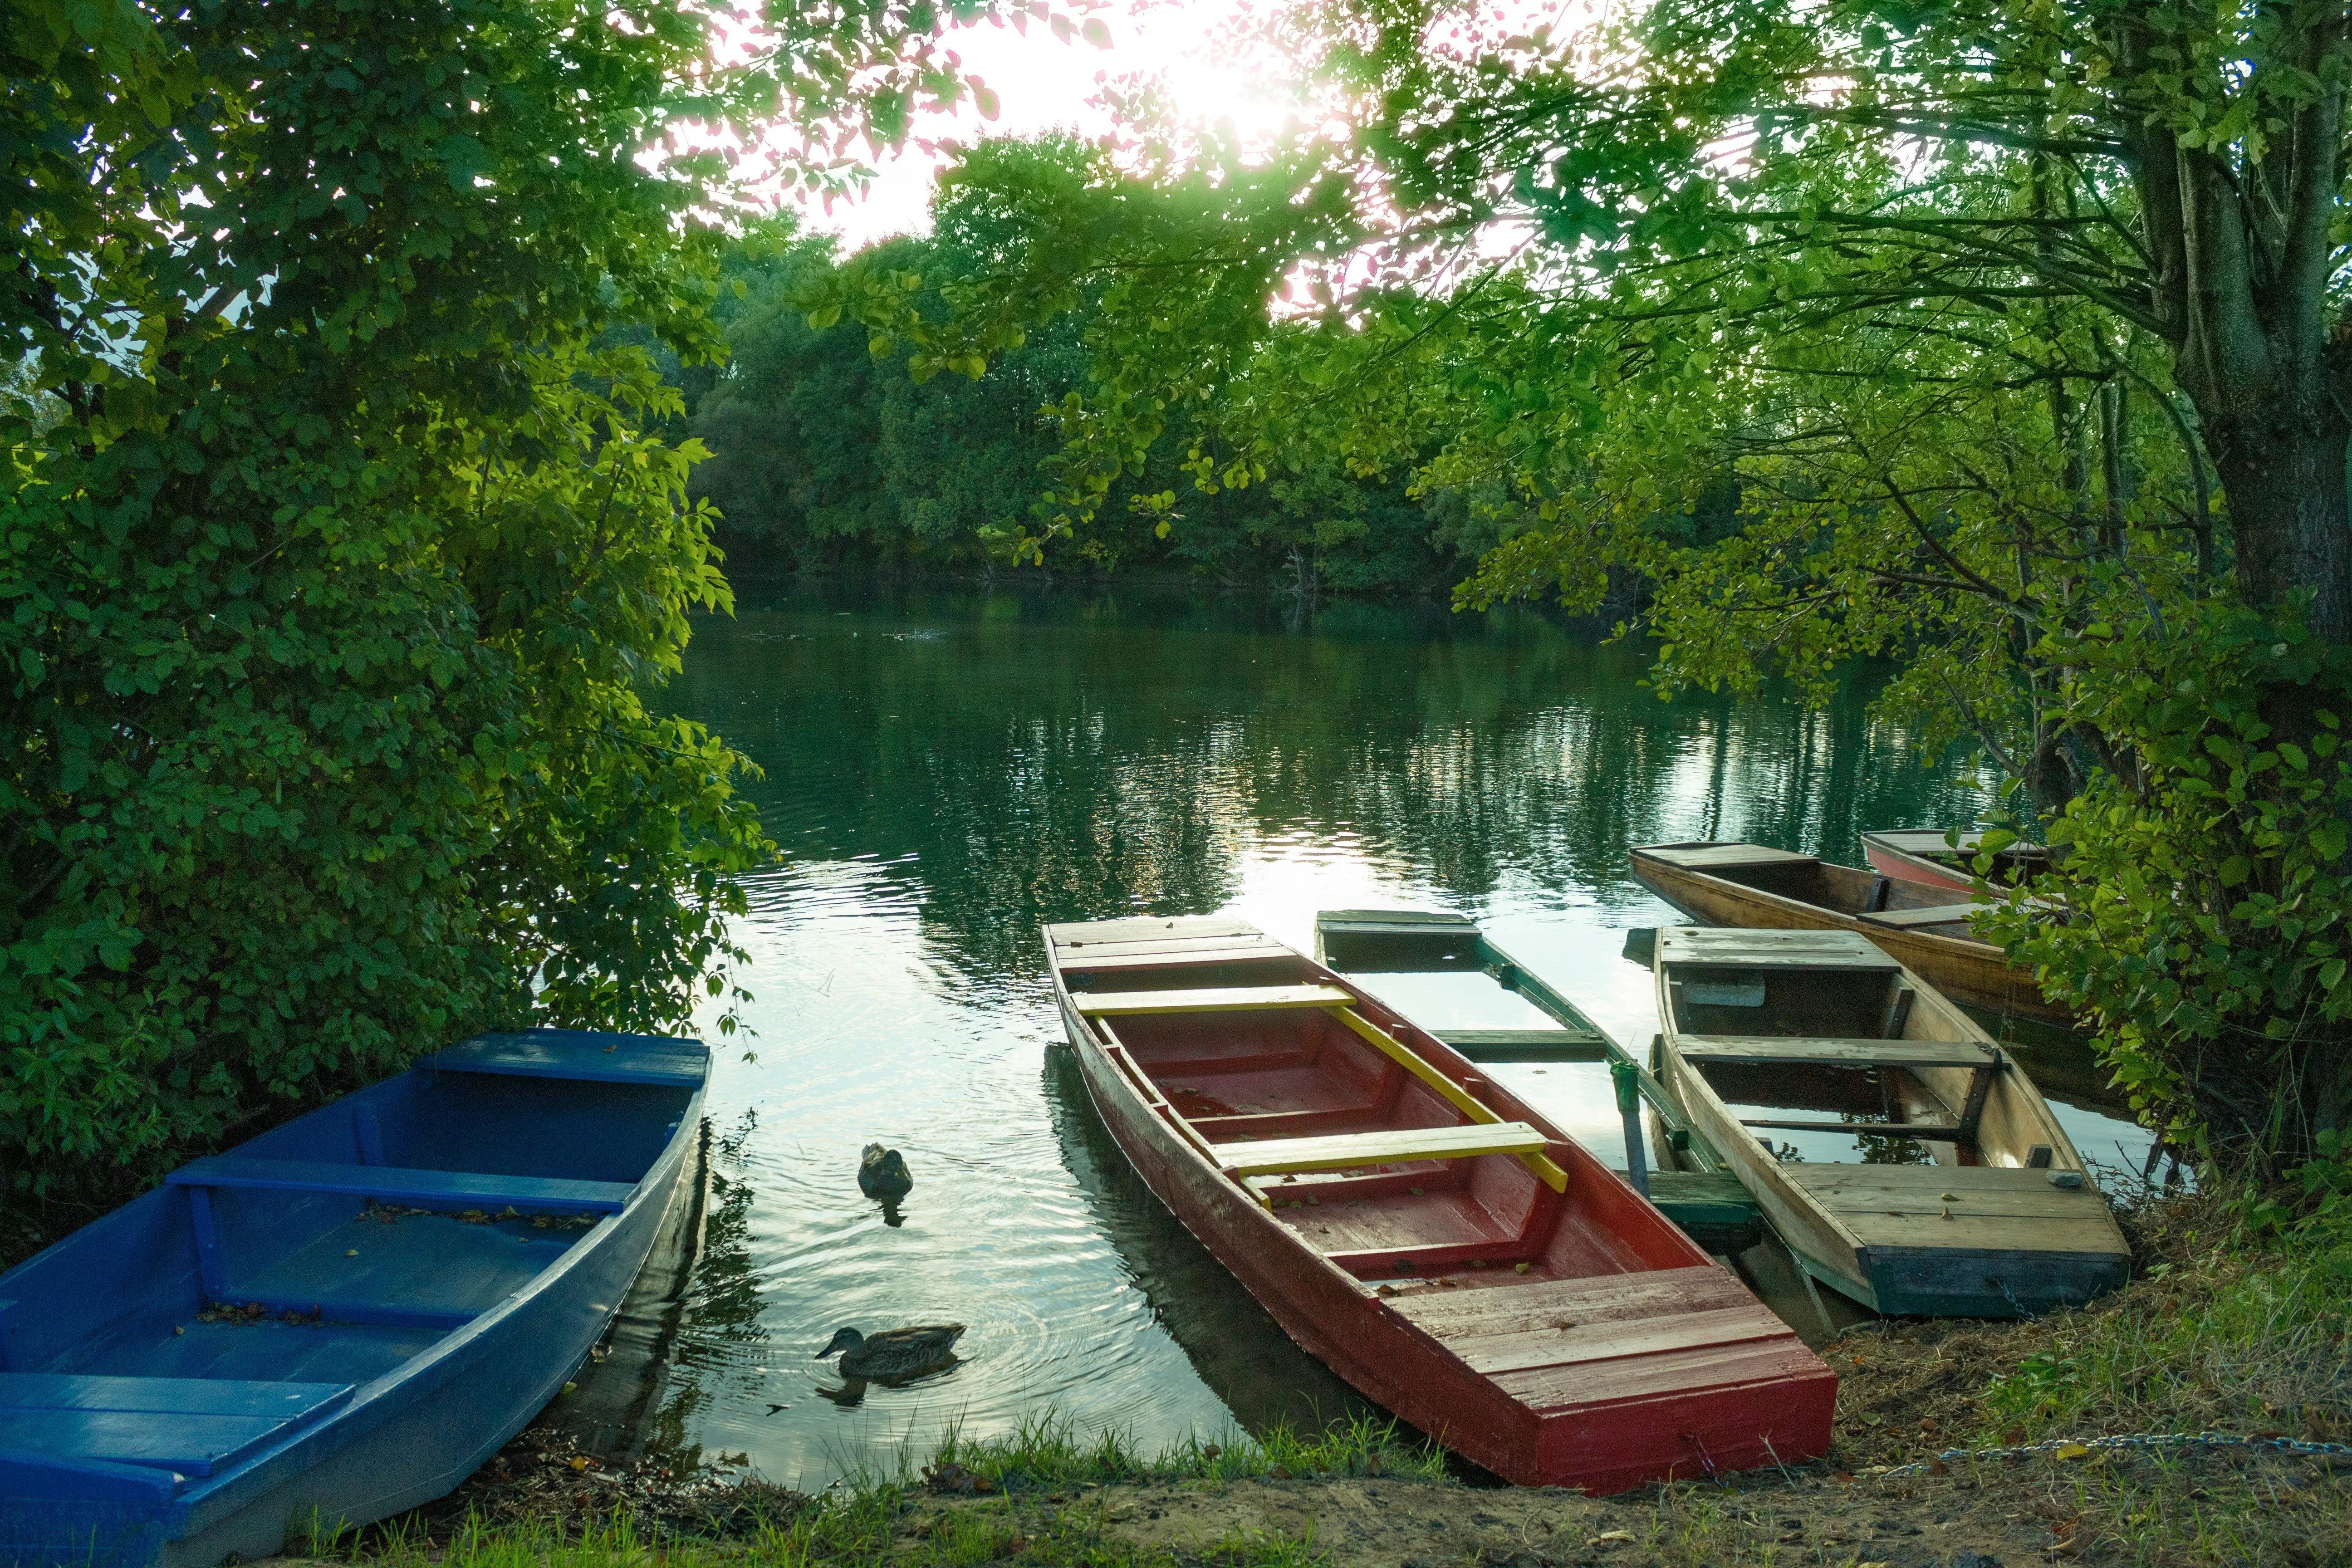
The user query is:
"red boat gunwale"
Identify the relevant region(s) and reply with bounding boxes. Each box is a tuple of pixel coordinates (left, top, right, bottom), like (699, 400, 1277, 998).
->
(1862, 828, 2049, 897)
(1044, 916, 1834, 1492)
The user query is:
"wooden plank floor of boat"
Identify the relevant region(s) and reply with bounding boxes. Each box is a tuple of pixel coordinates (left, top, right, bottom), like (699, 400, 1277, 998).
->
(1781, 1165, 2123, 1255)
(1383, 1266, 1821, 1409)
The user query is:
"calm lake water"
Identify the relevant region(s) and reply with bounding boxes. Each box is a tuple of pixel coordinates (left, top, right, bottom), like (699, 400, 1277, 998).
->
(632, 579, 2153, 1489)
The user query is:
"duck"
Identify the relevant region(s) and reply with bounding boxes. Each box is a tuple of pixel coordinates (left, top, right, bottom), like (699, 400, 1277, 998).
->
(858, 1144, 913, 1202)
(816, 1323, 964, 1381)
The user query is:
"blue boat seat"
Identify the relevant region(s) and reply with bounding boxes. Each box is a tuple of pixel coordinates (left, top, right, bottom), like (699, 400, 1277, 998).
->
(419, 1030, 708, 1087)
(0, 1375, 352, 1477)
(166, 1157, 634, 1213)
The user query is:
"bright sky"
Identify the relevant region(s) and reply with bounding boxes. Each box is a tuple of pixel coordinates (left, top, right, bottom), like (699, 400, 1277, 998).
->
(784, 0, 1308, 249)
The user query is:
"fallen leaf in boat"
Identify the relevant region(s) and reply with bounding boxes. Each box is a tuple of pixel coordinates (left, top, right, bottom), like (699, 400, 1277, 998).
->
(1407, 1187, 1423, 1196)
(1375, 1284, 1398, 1297)
(345, 1249, 359, 1257)
(1514, 1262, 1531, 1273)
(173, 1326, 185, 1336)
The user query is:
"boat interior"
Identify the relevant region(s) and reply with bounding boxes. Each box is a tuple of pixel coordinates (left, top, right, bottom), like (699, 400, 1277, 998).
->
(0, 1058, 691, 1475)
(1643, 843, 2002, 934)
(1659, 939, 2055, 1171)
(1065, 953, 1696, 1293)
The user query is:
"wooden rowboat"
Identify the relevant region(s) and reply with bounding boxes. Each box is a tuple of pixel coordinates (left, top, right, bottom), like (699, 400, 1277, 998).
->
(1628, 840, 2068, 1023)
(1046, 915, 1834, 1491)
(1862, 829, 2049, 896)
(1651, 927, 2127, 1317)
(0, 1029, 707, 1568)
(1312, 909, 1763, 1256)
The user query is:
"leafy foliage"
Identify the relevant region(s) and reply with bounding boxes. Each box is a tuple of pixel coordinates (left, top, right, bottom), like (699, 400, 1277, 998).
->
(695, 143, 1465, 592)
(892, 0, 2352, 1161)
(0, 0, 1086, 1207)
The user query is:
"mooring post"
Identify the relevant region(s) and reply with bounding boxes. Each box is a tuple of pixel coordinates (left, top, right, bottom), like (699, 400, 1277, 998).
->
(1611, 1058, 1649, 1197)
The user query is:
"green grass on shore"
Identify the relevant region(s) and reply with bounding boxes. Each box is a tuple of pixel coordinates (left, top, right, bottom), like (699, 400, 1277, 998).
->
(1975, 1196, 2352, 1445)
(920, 1411, 1450, 1490)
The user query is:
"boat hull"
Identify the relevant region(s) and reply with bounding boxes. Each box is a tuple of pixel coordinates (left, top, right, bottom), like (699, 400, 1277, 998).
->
(1049, 921, 1834, 1491)
(1650, 928, 2127, 1317)
(162, 1120, 694, 1565)
(1631, 845, 2068, 1023)
(0, 1032, 706, 1568)
(1861, 839, 1977, 895)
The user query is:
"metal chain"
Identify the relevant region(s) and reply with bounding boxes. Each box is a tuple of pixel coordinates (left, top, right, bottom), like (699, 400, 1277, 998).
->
(1879, 1430, 2352, 1478)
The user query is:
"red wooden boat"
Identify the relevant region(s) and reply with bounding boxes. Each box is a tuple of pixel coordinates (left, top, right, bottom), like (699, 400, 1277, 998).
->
(1044, 916, 1834, 1491)
(1862, 828, 2048, 895)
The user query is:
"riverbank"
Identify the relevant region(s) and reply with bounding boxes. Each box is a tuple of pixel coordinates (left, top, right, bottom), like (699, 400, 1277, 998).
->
(306, 1438, 2351, 1568)
(312, 1190, 2349, 1565)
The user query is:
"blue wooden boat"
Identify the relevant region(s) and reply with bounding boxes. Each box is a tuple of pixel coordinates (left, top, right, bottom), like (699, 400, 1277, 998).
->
(0, 1028, 708, 1568)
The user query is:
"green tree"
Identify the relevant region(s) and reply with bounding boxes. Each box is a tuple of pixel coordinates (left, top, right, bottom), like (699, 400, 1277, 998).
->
(900, 1, 2352, 1164)
(0, 0, 1075, 1218)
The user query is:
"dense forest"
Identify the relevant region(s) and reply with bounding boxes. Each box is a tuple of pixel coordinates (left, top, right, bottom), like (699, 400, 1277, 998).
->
(672, 150, 1515, 597)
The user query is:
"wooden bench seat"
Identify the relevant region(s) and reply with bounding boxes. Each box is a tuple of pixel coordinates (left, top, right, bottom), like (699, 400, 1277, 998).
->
(421, 1030, 707, 1087)
(1074, 984, 1354, 1016)
(0, 1374, 353, 1476)
(167, 1157, 634, 1214)
(1436, 1028, 1608, 1059)
(1212, 1122, 1549, 1178)
(1675, 1037, 2003, 1070)
(1857, 903, 1986, 929)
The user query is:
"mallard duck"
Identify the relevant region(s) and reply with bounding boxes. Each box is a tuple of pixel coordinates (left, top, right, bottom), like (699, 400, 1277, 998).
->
(816, 1323, 963, 1380)
(858, 1144, 913, 1201)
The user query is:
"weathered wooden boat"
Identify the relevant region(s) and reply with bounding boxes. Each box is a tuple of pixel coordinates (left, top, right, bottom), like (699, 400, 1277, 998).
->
(1627, 840, 2067, 1023)
(0, 1029, 708, 1568)
(1651, 927, 2128, 1316)
(1046, 915, 1834, 1491)
(1313, 909, 1762, 1255)
(1862, 828, 2048, 896)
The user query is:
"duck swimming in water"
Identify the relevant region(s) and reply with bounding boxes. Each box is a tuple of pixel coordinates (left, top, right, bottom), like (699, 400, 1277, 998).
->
(858, 1144, 913, 1202)
(816, 1323, 964, 1381)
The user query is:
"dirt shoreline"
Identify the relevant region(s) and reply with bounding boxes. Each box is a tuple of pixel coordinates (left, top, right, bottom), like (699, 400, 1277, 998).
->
(321, 1428, 2349, 1567)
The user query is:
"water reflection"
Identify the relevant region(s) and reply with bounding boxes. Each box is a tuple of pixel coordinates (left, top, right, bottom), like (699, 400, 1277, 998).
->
(644, 580, 2143, 1488)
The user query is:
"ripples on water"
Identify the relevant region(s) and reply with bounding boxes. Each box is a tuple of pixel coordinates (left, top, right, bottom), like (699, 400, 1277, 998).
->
(638, 581, 2153, 1489)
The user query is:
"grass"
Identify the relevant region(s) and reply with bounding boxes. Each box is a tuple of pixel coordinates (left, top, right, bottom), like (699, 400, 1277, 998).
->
(335, 1485, 1334, 1568)
(919, 1410, 1450, 1491)
(1971, 1193, 2352, 1445)
(322, 1413, 1439, 1568)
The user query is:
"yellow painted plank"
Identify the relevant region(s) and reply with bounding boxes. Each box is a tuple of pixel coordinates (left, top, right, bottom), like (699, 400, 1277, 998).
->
(1214, 1122, 1548, 1176)
(1324, 1008, 1570, 1193)
(1075, 984, 1355, 1016)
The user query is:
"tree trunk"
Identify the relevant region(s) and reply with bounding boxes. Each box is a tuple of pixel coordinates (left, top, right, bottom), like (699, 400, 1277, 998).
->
(2118, 10, 2352, 647)
(2203, 395, 2352, 644)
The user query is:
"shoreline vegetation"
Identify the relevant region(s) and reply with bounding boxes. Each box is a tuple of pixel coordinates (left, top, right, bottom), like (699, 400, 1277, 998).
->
(297, 1187, 2351, 1568)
